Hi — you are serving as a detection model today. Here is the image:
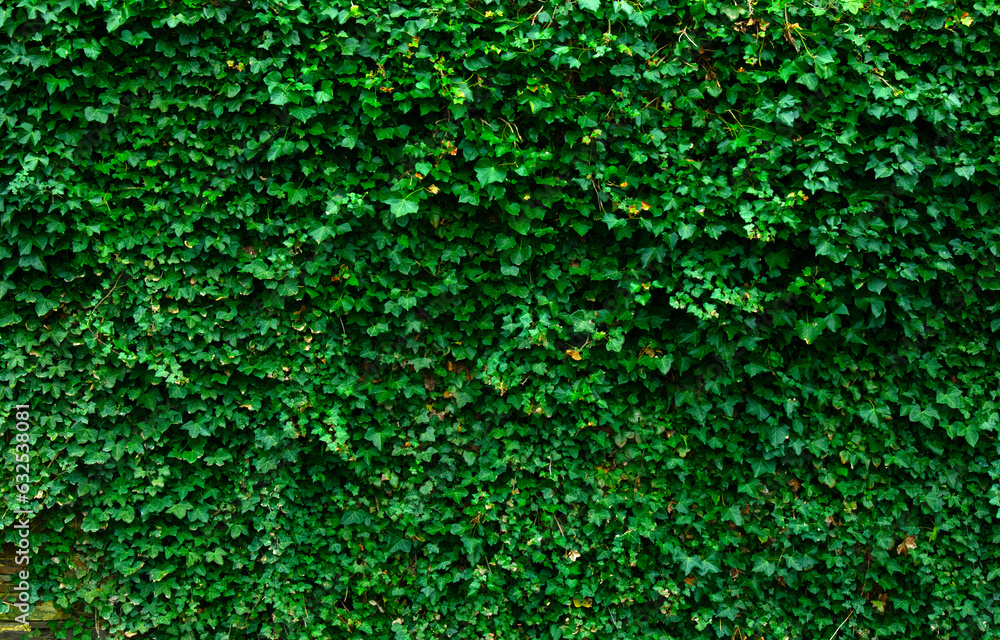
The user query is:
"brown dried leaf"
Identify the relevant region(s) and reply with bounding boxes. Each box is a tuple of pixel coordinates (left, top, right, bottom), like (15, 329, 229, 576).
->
(422, 372, 437, 391)
(782, 28, 800, 52)
(896, 535, 917, 556)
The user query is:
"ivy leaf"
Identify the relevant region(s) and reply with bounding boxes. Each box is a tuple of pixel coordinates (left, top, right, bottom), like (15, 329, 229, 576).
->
(342, 510, 367, 526)
(475, 163, 507, 187)
(746, 399, 771, 421)
(189, 504, 211, 523)
(752, 557, 776, 576)
(955, 165, 975, 180)
(510, 244, 531, 265)
(859, 402, 879, 426)
(722, 505, 743, 526)
(785, 553, 816, 571)
(720, 4, 746, 19)
(677, 223, 699, 240)
(106, 9, 127, 32)
(309, 225, 336, 243)
(386, 535, 413, 556)
(606, 328, 625, 353)
(269, 86, 291, 106)
(167, 502, 192, 519)
(289, 106, 317, 122)
(365, 427, 384, 451)
(83, 105, 112, 123)
(750, 458, 776, 477)
(797, 73, 819, 90)
(315, 83, 335, 103)
(602, 213, 627, 229)
(569, 310, 596, 335)
(936, 387, 963, 409)
(206, 548, 226, 565)
(679, 555, 700, 575)
(955, 422, 979, 447)
(35, 297, 60, 317)
(795, 319, 824, 344)
(873, 164, 894, 179)
(578, 0, 601, 11)
(246, 259, 275, 279)
(387, 197, 419, 218)
(907, 404, 940, 428)
(764, 423, 789, 447)
(255, 429, 280, 450)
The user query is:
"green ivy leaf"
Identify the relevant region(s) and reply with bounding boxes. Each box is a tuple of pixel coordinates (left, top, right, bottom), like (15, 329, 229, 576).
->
(955, 422, 979, 447)
(342, 510, 368, 526)
(955, 165, 975, 179)
(106, 9, 127, 32)
(797, 73, 819, 90)
(475, 163, 507, 187)
(749, 458, 776, 477)
(679, 554, 700, 575)
(936, 387, 963, 409)
(167, 502, 193, 519)
(365, 427, 384, 451)
(907, 404, 940, 428)
(722, 505, 743, 526)
(795, 319, 823, 344)
(677, 223, 699, 240)
(785, 553, 816, 571)
(752, 557, 776, 576)
(387, 197, 419, 218)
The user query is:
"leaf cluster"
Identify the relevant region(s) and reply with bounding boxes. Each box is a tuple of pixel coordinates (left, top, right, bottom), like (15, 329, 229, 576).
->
(2, 0, 1000, 638)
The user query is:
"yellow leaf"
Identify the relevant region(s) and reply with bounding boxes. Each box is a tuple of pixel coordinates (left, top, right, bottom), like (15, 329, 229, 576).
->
(565, 349, 582, 361)
(572, 597, 592, 608)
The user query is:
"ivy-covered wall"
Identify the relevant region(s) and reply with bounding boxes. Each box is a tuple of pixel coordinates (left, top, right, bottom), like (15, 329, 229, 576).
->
(2, 0, 999, 638)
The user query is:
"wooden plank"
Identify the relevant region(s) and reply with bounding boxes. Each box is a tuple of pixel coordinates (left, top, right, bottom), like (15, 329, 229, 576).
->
(0, 620, 102, 640)
(0, 543, 70, 625)
(0, 538, 98, 639)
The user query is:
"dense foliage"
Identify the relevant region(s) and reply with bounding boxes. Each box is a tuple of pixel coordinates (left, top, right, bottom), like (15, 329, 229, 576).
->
(2, 0, 999, 637)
